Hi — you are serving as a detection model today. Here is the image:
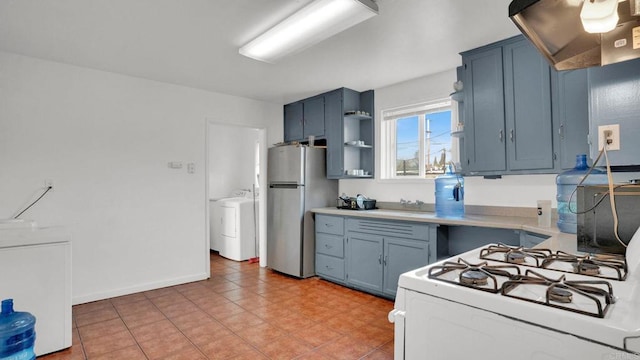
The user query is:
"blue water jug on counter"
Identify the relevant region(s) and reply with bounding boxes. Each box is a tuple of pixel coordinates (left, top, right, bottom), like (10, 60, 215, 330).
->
(435, 164, 464, 218)
(556, 154, 607, 234)
(0, 299, 36, 360)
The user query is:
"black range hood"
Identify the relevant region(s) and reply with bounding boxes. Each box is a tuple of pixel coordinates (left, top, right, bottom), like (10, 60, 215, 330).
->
(509, 0, 640, 70)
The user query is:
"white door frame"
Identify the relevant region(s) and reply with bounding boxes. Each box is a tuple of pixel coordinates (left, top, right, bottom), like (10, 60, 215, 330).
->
(204, 120, 268, 275)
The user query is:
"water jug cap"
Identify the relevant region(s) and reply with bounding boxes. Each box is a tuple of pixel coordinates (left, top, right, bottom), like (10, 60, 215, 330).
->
(575, 154, 588, 170)
(1, 299, 13, 315)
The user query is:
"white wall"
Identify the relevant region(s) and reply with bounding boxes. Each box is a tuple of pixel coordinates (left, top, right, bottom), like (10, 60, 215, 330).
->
(0, 51, 281, 304)
(208, 125, 260, 200)
(339, 69, 559, 208)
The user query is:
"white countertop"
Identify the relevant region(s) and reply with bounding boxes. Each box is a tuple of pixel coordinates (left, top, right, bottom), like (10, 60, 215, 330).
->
(311, 207, 578, 253)
(0, 226, 71, 248)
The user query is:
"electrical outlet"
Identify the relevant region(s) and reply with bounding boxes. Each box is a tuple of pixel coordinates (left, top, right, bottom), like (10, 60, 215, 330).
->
(598, 124, 620, 151)
(45, 179, 54, 189)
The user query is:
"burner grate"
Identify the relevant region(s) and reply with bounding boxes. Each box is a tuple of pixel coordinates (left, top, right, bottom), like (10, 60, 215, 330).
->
(501, 270, 615, 318)
(479, 244, 552, 267)
(479, 244, 628, 281)
(428, 258, 521, 293)
(541, 251, 628, 281)
(427, 244, 622, 317)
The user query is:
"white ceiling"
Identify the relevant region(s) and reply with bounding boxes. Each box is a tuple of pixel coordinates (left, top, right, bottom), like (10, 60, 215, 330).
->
(0, 0, 520, 104)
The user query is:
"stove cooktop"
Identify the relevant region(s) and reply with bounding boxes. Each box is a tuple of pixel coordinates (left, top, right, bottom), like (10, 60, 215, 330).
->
(427, 251, 617, 318)
(478, 243, 628, 281)
(397, 241, 640, 353)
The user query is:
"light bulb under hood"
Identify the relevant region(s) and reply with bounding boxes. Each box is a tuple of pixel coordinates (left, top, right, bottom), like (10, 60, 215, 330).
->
(509, 0, 640, 70)
(581, 0, 620, 33)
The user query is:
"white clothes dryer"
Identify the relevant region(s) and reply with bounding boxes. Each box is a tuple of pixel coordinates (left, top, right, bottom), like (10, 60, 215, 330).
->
(209, 190, 257, 261)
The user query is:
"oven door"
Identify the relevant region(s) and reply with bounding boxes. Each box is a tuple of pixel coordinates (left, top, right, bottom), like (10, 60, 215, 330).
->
(395, 289, 638, 359)
(388, 289, 406, 360)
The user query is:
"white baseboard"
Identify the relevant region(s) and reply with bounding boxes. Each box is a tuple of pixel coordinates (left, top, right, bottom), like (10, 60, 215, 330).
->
(72, 272, 209, 305)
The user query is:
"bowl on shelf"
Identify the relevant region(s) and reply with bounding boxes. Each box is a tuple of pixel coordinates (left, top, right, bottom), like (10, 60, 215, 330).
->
(346, 169, 365, 176)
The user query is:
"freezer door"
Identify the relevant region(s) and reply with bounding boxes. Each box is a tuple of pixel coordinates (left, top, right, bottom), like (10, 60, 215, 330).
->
(268, 145, 305, 185)
(267, 183, 304, 277)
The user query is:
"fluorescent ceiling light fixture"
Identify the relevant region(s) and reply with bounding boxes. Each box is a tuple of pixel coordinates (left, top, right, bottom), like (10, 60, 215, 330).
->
(239, 0, 378, 63)
(580, 0, 619, 33)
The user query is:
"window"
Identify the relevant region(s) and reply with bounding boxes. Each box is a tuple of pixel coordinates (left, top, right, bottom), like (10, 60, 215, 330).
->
(381, 99, 457, 179)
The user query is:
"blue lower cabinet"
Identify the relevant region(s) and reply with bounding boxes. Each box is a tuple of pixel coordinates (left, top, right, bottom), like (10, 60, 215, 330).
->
(315, 216, 435, 299)
(346, 232, 383, 293)
(315, 215, 346, 284)
(345, 232, 432, 297)
(315, 253, 345, 282)
(382, 237, 429, 297)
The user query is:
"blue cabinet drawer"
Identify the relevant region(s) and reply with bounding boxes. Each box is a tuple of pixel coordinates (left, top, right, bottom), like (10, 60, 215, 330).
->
(316, 233, 344, 258)
(346, 218, 429, 240)
(316, 254, 345, 281)
(316, 214, 344, 236)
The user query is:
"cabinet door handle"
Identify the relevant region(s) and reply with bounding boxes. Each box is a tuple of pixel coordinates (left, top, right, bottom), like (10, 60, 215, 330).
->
(378, 254, 382, 264)
(324, 244, 332, 249)
(558, 124, 564, 139)
(510, 129, 514, 142)
(499, 129, 503, 142)
(383, 255, 388, 266)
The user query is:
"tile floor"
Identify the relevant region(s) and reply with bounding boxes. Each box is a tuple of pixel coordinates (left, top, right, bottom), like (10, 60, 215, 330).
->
(39, 252, 394, 359)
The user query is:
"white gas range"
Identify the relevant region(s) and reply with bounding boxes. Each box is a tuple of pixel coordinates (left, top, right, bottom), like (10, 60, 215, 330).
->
(389, 231, 640, 360)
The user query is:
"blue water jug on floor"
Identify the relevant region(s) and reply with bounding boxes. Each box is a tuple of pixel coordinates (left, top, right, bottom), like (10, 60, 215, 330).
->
(556, 154, 607, 234)
(435, 164, 464, 218)
(0, 299, 36, 360)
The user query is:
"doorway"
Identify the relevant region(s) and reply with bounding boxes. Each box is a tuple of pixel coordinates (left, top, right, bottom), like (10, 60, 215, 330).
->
(205, 122, 267, 270)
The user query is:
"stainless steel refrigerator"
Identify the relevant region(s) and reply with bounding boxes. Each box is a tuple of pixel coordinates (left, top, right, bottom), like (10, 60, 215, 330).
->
(267, 145, 338, 278)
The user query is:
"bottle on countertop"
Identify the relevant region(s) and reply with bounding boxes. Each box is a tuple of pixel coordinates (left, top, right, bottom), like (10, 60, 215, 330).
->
(556, 154, 607, 234)
(435, 164, 464, 218)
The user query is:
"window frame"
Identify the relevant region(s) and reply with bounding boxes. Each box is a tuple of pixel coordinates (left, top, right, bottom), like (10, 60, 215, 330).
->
(380, 99, 455, 180)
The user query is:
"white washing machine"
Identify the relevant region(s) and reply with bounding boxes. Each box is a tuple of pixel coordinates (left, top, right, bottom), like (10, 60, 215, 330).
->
(209, 190, 258, 261)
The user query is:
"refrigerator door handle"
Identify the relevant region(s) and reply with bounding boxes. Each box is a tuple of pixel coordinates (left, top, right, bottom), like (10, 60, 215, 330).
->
(269, 183, 302, 189)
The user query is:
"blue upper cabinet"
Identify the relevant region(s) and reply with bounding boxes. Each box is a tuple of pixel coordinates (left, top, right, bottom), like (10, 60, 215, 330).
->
(463, 46, 506, 173)
(284, 87, 374, 179)
(588, 58, 640, 166)
(503, 39, 554, 171)
(321, 88, 375, 179)
(461, 35, 588, 176)
(284, 102, 304, 142)
(302, 96, 325, 138)
(551, 68, 591, 170)
(324, 89, 345, 178)
(283, 95, 325, 142)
